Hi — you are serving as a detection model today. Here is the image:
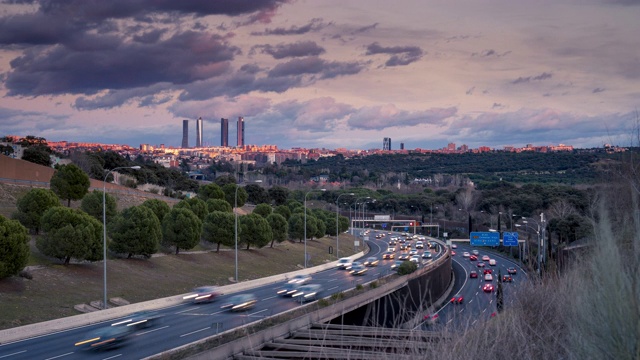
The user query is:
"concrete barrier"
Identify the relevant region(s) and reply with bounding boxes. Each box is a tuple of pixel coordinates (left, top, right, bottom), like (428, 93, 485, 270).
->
(0, 251, 364, 344)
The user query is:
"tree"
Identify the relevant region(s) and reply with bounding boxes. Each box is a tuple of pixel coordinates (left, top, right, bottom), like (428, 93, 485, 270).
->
(273, 205, 292, 220)
(268, 186, 289, 206)
(245, 184, 270, 205)
(288, 213, 305, 242)
(174, 197, 208, 221)
(161, 208, 202, 254)
(197, 183, 225, 201)
(266, 213, 288, 248)
(206, 198, 232, 213)
(214, 174, 237, 187)
(80, 190, 117, 223)
(222, 183, 248, 207)
(314, 217, 326, 239)
(253, 203, 272, 218)
(140, 199, 171, 223)
(239, 213, 272, 250)
(0, 144, 14, 156)
(13, 188, 60, 234)
(202, 211, 235, 252)
(37, 207, 103, 265)
(21, 146, 52, 167)
(338, 215, 350, 234)
(50, 164, 90, 206)
(109, 205, 162, 258)
(0, 215, 30, 279)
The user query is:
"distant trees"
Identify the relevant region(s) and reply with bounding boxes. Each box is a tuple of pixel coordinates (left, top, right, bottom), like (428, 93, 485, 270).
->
(161, 208, 202, 254)
(140, 199, 171, 223)
(109, 205, 162, 258)
(197, 183, 225, 202)
(253, 203, 272, 218)
(18, 135, 53, 167)
(245, 184, 270, 205)
(222, 184, 247, 208)
(266, 213, 288, 247)
(80, 190, 117, 222)
(13, 188, 60, 234)
(206, 199, 232, 213)
(50, 164, 90, 206)
(37, 207, 103, 265)
(268, 186, 289, 206)
(238, 213, 272, 250)
(174, 197, 208, 221)
(0, 215, 30, 279)
(202, 211, 235, 252)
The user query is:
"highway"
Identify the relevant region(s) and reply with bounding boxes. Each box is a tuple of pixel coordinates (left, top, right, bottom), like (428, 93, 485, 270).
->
(0, 231, 428, 360)
(419, 241, 527, 330)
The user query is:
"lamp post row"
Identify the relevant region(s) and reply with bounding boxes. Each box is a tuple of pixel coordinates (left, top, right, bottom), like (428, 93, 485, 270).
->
(335, 193, 355, 260)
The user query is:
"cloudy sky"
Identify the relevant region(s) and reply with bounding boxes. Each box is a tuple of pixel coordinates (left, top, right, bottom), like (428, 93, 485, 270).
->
(0, 0, 638, 150)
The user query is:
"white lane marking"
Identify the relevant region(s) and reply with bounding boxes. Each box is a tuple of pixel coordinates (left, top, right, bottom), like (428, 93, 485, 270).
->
(468, 299, 473, 303)
(43, 353, 74, 360)
(209, 310, 225, 315)
(490, 300, 493, 304)
(263, 295, 277, 300)
(102, 355, 123, 360)
(483, 308, 487, 313)
(176, 307, 199, 314)
(180, 327, 210, 337)
(249, 309, 269, 316)
(326, 278, 339, 283)
(472, 319, 478, 325)
(136, 325, 169, 335)
(327, 286, 338, 291)
(0, 351, 27, 359)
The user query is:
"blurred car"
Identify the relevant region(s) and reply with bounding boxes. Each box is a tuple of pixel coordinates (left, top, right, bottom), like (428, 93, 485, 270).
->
(382, 251, 395, 259)
(482, 255, 490, 261)
(75, 324, 134, 351)
(336, 257, 353, 270)
(483, 268, 493, 274)
(472, 250, 480, 256)
(389, 239, 397, 246)
(507, 267, 517, 274)
(387, 246, 397, 252)
(451, 250, 456, 256)
(409, 255, 421, 264)
(111, 310, 164, 330)
(462, 252, 470, 258)
(399, 244, 407, 250)
(483, 283, 495, 293)
(277, 283, 301, 297)
(477, 262, 485, 268)
(291, 284, 323, 302)
(288, 274, 312, 285)
(503, 275, 513, 282)
(220, 293, 258, 311)
(183, 286, 221, 303)
(451, 244, 458, 249)
(415, 241, 424, 249)
(423, 313, 439, 325)
(364, 257, 379, 267)
(422, 251, 433, 259)
(484, 273, 493, 281)
(450, 296, 464, 304)
(470, 270, 478, 278)
(489, 259, 497, 266)
(469, 255, 478, 261)
(391, 260, 403, 271)
(409, 249, 418, 256)
(349, 263, 368, 275)
(398, 253, 410, 261)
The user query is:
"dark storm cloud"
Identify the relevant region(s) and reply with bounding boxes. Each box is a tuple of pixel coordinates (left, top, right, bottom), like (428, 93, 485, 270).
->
(252, 41, 326, 59)
(250, 18, 329, 35)
(365, 42, 424, 66)
(268, 57, 366, 79)
(5, 31, 238, 96)
(511, 72, 553, 84)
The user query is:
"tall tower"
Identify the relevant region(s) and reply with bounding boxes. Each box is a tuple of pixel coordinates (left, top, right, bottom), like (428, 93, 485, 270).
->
(237, 116, 245, 147)
(383, 137, 391, 151)
(195, 117, 203, 147)
(181, 120, 189, 148)
(221, 118, 229, 147)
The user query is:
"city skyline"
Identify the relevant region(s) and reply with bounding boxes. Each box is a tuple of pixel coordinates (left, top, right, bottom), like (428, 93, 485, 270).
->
(0, 1, 638, 150)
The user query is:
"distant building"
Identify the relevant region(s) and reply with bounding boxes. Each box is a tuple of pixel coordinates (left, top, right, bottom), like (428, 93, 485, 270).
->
(237, 116, 245, 147)
(447, 142, 456, 152)
(221, 118, 229, 147)
(383, 137, 391, 151)
(400, 142, 404, 150)
(195, 117, 203, 148)
(181, 120, 189, 148)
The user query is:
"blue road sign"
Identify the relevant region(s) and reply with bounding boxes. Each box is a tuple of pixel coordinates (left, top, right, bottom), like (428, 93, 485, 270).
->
(470, 232, 500, 246)
(382, 223, 387, 228)
(503, 232, 519, 246)
(404, 226, 409, 231)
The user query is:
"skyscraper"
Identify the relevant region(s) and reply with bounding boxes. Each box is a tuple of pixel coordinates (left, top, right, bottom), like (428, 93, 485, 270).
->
(221, 118, 229, 147)
(195, 117, 203, 147)
(237, 116, 245, 147)
(181, 120, 189, 148)
(383, 137, 391, 151)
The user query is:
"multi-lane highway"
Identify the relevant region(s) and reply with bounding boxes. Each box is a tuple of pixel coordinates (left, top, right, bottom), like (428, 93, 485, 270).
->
(0, 231, 441, 360)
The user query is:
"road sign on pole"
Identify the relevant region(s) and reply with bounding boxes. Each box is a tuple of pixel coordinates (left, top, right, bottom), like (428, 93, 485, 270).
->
(470, 232, 500, 246)
(503, 232, 519, 246)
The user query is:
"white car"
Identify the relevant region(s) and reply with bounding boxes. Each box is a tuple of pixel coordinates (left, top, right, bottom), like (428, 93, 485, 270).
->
(472, 250, 480, 256)
(415, 241, 424, 249)
(451, 244, 458, 249)
(484, 273, 493, 281)
(482, 255, 490, 261)
(410, 255, 421, 264)
(463, 252, 471, 258)
(336, 257, 352, 270)
(287, 274, 312, 284)
(489, 259, 497, 266)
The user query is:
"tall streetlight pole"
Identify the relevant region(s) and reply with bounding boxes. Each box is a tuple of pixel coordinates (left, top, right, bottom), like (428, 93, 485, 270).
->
(523, 214, 546, 274)
(335, 193, 354, 259)
(234, 180, 261, 282)
(304, 188, 326, 268)
(363, 199, 375, 230)
(351, 197, 370, 235)
(103, 165, 140, 309)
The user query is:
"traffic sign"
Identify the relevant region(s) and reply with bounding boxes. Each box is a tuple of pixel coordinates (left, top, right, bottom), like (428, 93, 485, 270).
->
(470, 232, 500, 246)
(503, 232, 519, 246)
(382, 223, 387, 228)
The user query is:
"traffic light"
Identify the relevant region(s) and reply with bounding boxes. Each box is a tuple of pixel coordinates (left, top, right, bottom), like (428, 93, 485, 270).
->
(409, 222, 414, 226)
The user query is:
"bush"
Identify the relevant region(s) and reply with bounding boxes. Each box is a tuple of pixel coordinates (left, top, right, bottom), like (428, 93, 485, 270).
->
(397, 261, 417, 275)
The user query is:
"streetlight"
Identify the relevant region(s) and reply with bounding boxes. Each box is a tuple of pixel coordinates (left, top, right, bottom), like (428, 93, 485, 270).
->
(351, 196, 370, 235)
(335, 193, 355, 259)
(304, 188, 326, 268)
(363, 199, 375, 230)
(234, 180, 261, 282)
(103, 165, 140, 309)
(458, 208, 472, 235)
(522, 214, 546, 274)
